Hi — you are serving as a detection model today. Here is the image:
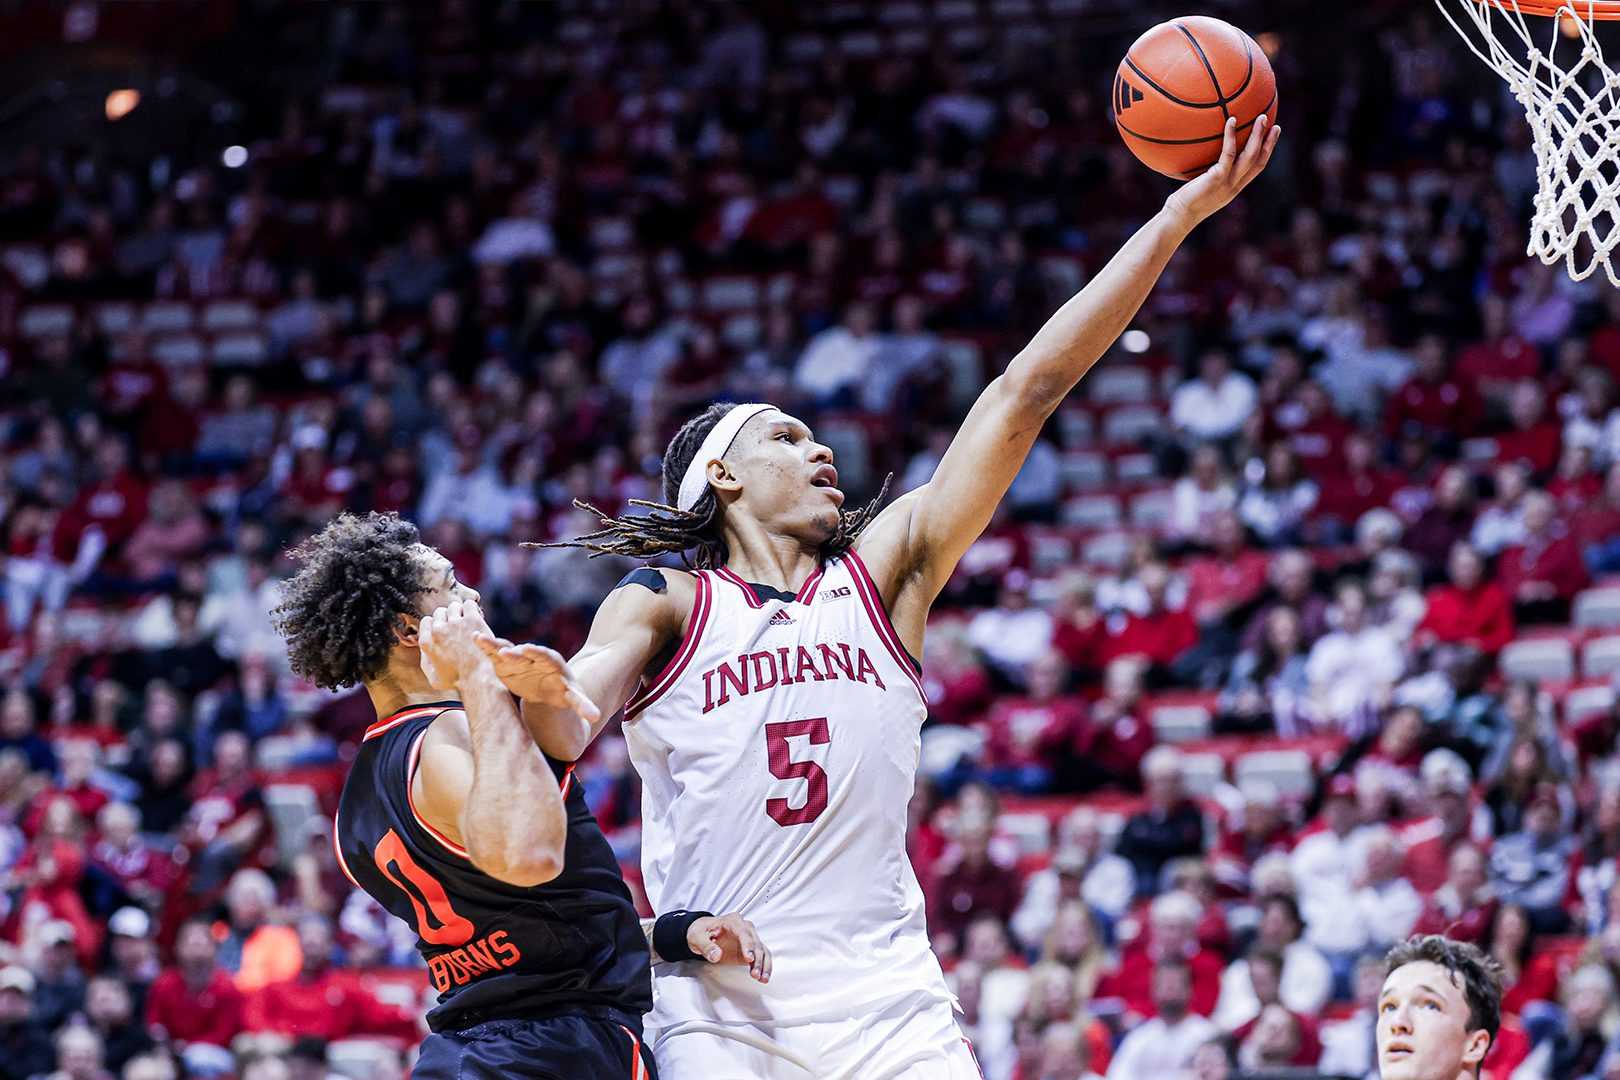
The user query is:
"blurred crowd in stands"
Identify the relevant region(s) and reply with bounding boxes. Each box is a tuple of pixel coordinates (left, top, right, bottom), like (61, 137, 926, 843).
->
(2, 0, 1620, 1077)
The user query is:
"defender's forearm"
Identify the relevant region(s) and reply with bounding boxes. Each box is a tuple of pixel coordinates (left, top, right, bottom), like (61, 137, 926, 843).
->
(461, 671, 567, 886)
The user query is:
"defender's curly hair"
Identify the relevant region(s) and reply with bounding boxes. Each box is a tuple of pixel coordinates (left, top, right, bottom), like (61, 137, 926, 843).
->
(543, 403, 890, 569)
(271, 512, 433, 690)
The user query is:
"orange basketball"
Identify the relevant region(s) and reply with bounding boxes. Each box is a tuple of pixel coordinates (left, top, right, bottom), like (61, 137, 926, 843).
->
(1113, 16, 1278, 180)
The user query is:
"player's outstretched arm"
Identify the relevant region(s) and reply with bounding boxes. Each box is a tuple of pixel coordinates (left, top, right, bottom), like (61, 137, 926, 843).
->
(881, 115, 1280, 599)
(415, 599, 568, 887)
(481, 569, 687, 761)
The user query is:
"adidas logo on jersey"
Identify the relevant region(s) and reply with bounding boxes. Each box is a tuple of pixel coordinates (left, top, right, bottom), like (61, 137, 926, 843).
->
(768, 609, 796, 626)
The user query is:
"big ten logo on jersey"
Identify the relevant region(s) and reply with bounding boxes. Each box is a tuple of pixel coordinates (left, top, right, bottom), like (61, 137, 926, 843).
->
(700, 642, 888, 714)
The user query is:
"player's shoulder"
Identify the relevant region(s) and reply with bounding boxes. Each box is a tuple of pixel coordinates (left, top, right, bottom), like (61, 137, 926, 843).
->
(599, 565, 699, 632)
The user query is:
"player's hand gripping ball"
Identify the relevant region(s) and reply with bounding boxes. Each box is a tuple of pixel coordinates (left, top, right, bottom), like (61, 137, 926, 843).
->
(418, 598, 496, 690)
(1113, 16, 1278, 179)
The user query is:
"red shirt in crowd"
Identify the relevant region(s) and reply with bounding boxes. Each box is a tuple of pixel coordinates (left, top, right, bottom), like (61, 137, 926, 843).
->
(1073, 709, 1156, 786)
(49, 471, 149, 561)
(1094, 942, 1223, 1019)
(1385, 374, 1482, 439)
(92, 836, 181, 901)
(1418, 582, 1515, 654)
(1413, 891, 1498, 944)
(1491, 423, 1562, 475)
(1400, 818, 1473, 896)
(1051, 612, 1110, 679)
(1181, 551, 1270, 624)
(1234, 1009, 1322, 1066)
(981, 696, 1085, 770)
(1315, 467, 1404, 526)
(243, 970, 418, 1042)
(923, 664, 994, 728)
(146, 968, 246, 1048)
(1455, 335, 1540, 390)
(1496, 531, 1590, 602)
(1210, 819, 1297, 897)
(926, 852, 1024, 945)
(1573, 496, 1620, 551)
(1103, 608, 1197, 668)
(1549, 471, 1603, 516)
(1589, 323, 1620, 379)
(23, 785, 109, 837)
(1500, 952, 1562, 1017)
(1483, 1017, 1533, 1080)
(12, 836, 101, 965)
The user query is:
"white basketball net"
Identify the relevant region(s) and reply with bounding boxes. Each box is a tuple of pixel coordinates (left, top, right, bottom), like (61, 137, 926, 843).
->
(1436, 0, 1620, 285)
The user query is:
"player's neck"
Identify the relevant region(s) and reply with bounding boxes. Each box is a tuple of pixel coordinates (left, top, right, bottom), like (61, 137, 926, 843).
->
(719, 523, 821, 593)
(366, 658, 459, 722)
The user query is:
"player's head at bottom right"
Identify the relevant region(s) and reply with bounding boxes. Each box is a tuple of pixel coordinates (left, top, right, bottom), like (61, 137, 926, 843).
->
(1378, 935, 1504, 1080)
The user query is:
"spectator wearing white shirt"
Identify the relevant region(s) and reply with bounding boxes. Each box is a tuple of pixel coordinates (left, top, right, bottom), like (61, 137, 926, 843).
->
(950, 961, 1016, 1080)
(1312, 307, 1413, 422)
(1167, 444, 1238, 547)
(793, 301, 881, 407)
(1107, 959, 1219, 1080)
(1352, 826, 1424, 951)
(1470, 461, 1532, 557)
(1012, 808, 1136, 947)
(1212, 894, 1332, 1031)
(1238, 444, 1319, 548)
(861, 294, 940, 413)
(967, 571, 1054, 686)
(1305, 580, 1405, 737)
(597, 296, 683, 422)
(1171, 350, 1258, 443)
(1317, 954, 1385, 1080)
(471, 191, 556, 265)
(1293, 775, 1370, 956)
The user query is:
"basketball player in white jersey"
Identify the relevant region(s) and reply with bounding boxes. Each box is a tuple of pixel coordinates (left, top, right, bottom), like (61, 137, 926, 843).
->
(477, 116, 1280, 1078)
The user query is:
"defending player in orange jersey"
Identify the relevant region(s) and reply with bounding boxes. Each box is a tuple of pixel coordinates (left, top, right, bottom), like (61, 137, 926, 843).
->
(272, 513, 767, 1079)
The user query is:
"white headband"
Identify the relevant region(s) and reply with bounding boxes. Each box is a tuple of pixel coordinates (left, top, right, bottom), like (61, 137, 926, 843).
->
(676, 403, 775, 512)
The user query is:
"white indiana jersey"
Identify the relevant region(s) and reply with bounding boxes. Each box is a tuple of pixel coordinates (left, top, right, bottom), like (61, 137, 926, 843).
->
(625, 552, 953, 1028)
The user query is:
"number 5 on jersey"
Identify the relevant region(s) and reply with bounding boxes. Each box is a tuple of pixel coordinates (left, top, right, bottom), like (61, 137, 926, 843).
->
(764, 718, 830, 826)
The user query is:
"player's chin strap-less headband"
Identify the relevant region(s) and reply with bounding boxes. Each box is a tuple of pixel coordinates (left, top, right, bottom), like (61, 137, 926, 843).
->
(676, 402, 776, 514)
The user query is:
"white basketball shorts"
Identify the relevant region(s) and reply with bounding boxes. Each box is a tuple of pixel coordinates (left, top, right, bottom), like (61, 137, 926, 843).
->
(650, 991, 983, 1080)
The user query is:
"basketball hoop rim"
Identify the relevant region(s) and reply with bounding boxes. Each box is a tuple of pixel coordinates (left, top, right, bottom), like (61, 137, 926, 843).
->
(1474, 0, 1620, 19)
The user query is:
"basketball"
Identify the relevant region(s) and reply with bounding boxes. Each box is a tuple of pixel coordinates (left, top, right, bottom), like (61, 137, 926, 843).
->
(1113, 16, 1278, 179)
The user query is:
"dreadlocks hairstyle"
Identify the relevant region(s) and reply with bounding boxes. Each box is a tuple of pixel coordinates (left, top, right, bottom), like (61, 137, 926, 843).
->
(545, 402, 890, 569)
(271, 512, 433, 691)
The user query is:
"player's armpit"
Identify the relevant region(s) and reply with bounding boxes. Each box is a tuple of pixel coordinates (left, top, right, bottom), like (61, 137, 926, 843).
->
(410, 714, 476, 852)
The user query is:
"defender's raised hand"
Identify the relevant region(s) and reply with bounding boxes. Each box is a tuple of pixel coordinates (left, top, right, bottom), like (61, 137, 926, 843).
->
(1165, 113, 1281, 225)
(475, 636, 602, 725)
(688, 913, 772, 984)
(418, 598, 496, 690)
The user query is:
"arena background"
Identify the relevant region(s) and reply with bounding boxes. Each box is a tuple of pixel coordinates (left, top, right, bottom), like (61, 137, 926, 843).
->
(0, 0, 1618, 1078)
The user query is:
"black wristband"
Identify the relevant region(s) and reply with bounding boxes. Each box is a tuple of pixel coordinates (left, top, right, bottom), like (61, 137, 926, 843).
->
(653, 909, 714, 963)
